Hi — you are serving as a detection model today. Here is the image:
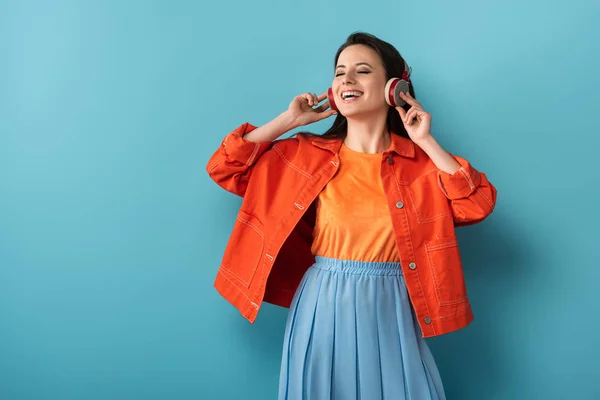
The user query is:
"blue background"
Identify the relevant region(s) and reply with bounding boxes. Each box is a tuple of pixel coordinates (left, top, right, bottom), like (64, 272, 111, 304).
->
(1, 0, 599, 399)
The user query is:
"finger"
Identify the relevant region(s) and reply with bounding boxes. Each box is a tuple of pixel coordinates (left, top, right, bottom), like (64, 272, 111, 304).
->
(402, 106, 415, 124)
(395, 106, 407, 119)
(317, 91, 329, 102)
(406, 93, 423, 108)
(399, 91, 421, 108)
(405, 109, 418, 125)
(411, 109, 424, 123)
(303, 92, 313, 106)
(312, 93, 319, 107)
(408, 109, 421, 124)
(316, 109, 338, 121)
(314, 101, 330, 113)
(406, 106, 424, 122)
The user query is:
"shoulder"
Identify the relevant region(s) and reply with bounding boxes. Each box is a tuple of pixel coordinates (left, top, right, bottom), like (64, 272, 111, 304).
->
(270, 132, 331, 154)
(253, 132, 335, 171)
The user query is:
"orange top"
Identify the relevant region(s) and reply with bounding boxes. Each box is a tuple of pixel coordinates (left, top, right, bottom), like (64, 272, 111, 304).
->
(311, 143, 400, 262)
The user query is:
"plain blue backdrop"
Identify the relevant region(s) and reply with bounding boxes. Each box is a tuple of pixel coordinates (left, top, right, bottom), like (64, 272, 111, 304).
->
(1, 0, 599, 399)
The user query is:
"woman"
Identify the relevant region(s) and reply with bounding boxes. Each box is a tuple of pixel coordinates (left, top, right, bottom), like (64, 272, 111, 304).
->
(207, 31, 497, 400)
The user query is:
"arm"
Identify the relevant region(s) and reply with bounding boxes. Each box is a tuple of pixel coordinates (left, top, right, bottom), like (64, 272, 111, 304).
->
(395, 91, 497, 226)
(206, 92, 336, 197)
(417, 136, 497, 226)
(206, 122, 273, 197)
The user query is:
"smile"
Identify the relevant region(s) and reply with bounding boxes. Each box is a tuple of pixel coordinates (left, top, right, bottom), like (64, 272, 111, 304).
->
(341, 91, 363, 101)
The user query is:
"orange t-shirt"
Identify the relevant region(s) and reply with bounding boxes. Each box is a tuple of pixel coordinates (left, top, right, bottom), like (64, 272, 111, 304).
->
(311, 143, 401, 262)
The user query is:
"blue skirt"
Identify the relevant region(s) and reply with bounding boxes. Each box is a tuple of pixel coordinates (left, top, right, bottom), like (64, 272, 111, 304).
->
(278, 256, 446, 400)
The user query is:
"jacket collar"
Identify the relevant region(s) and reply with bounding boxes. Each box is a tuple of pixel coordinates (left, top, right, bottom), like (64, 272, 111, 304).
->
(309, 132, 415, 158)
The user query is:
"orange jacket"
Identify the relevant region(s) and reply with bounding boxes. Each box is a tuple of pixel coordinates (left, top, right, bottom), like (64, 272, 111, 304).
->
(206, 122, 497, 338)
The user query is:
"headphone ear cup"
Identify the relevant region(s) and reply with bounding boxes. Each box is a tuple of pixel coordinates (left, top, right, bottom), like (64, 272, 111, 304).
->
(385, 77, 410, 107)
(327, 88, 338, 111)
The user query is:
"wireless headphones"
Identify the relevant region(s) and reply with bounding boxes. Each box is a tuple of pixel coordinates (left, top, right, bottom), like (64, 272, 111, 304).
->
(327, 60, 412, 112)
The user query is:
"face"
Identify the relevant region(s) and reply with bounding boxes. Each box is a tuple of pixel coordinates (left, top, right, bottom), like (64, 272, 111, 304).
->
(332, 44, 388, 117)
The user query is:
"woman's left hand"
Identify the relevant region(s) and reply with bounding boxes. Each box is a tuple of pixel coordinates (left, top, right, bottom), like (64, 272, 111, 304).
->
(395, 92, 433, 144)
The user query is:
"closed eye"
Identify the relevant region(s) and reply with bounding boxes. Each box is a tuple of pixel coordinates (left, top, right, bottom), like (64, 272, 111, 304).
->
(335, 70, 371, 77)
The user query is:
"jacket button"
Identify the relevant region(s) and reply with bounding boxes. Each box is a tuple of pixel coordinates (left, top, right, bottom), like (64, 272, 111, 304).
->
(396, 201, 404, 209)
(387, 156, 393, 164)
(424, 316, 432, 324)
(409, 262, 416, 270)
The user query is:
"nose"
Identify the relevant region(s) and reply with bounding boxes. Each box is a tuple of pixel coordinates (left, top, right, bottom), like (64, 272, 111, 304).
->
(343, 71, 356, 85)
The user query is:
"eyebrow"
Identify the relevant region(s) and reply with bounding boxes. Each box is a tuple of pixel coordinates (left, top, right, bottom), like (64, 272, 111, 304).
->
(335, 62, 374, 69)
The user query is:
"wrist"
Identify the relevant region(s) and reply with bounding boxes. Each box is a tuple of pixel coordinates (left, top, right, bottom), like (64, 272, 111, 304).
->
(414, 135, 437, 151)
(278, 111, 300, 131)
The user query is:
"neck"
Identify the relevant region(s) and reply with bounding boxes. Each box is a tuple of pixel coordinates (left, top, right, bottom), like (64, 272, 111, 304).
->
(343, 113, 390, 154)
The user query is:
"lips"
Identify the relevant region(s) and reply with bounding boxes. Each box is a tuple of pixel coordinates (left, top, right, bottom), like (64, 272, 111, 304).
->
(340, 90, 363, 103)
(328, 89, 364, 108)
(341, 90, 363, 99)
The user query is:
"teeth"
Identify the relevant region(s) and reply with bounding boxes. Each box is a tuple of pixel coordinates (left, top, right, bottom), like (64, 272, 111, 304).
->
(342, 91, 362, 99)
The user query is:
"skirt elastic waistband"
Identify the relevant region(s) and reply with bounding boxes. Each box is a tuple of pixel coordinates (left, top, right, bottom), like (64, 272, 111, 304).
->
(313, 256, 402, 276)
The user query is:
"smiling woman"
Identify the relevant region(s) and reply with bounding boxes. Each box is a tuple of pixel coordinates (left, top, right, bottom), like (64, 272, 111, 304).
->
(328, 56, 412, 114)
(207, 31, 497, 400)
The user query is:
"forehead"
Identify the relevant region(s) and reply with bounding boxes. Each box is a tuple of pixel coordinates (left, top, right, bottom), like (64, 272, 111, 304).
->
(336, 44, 381, 67)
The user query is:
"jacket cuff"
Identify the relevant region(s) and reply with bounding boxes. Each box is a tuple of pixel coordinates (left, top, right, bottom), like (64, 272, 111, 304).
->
(222, 122, 271, 166)
(437, 156, 482, 199)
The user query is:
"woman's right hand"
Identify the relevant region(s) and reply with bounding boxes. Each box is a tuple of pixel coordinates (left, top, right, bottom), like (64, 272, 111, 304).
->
(241, 91, 337, 143)
(286, 92, 337, 128)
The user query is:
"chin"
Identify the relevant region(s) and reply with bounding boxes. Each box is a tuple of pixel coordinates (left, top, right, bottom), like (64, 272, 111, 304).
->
(340, 104, 386, 119)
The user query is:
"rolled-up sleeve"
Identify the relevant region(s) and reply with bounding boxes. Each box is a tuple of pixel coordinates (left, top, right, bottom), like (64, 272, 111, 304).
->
(437, 155, 497, 226)
(206, 123, 273, 197)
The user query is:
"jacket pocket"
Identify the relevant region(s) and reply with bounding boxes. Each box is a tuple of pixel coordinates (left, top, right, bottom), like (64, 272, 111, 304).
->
(425, 236, 468, 306)
(407, 173, 451, 223)
(221, 210, 264, 288)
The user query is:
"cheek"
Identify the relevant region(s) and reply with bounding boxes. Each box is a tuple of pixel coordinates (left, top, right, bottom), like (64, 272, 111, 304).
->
(366, 83, 385, 101)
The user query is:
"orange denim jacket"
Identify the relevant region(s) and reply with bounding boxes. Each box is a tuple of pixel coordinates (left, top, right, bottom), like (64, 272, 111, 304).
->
(206, 122, 497, 338)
